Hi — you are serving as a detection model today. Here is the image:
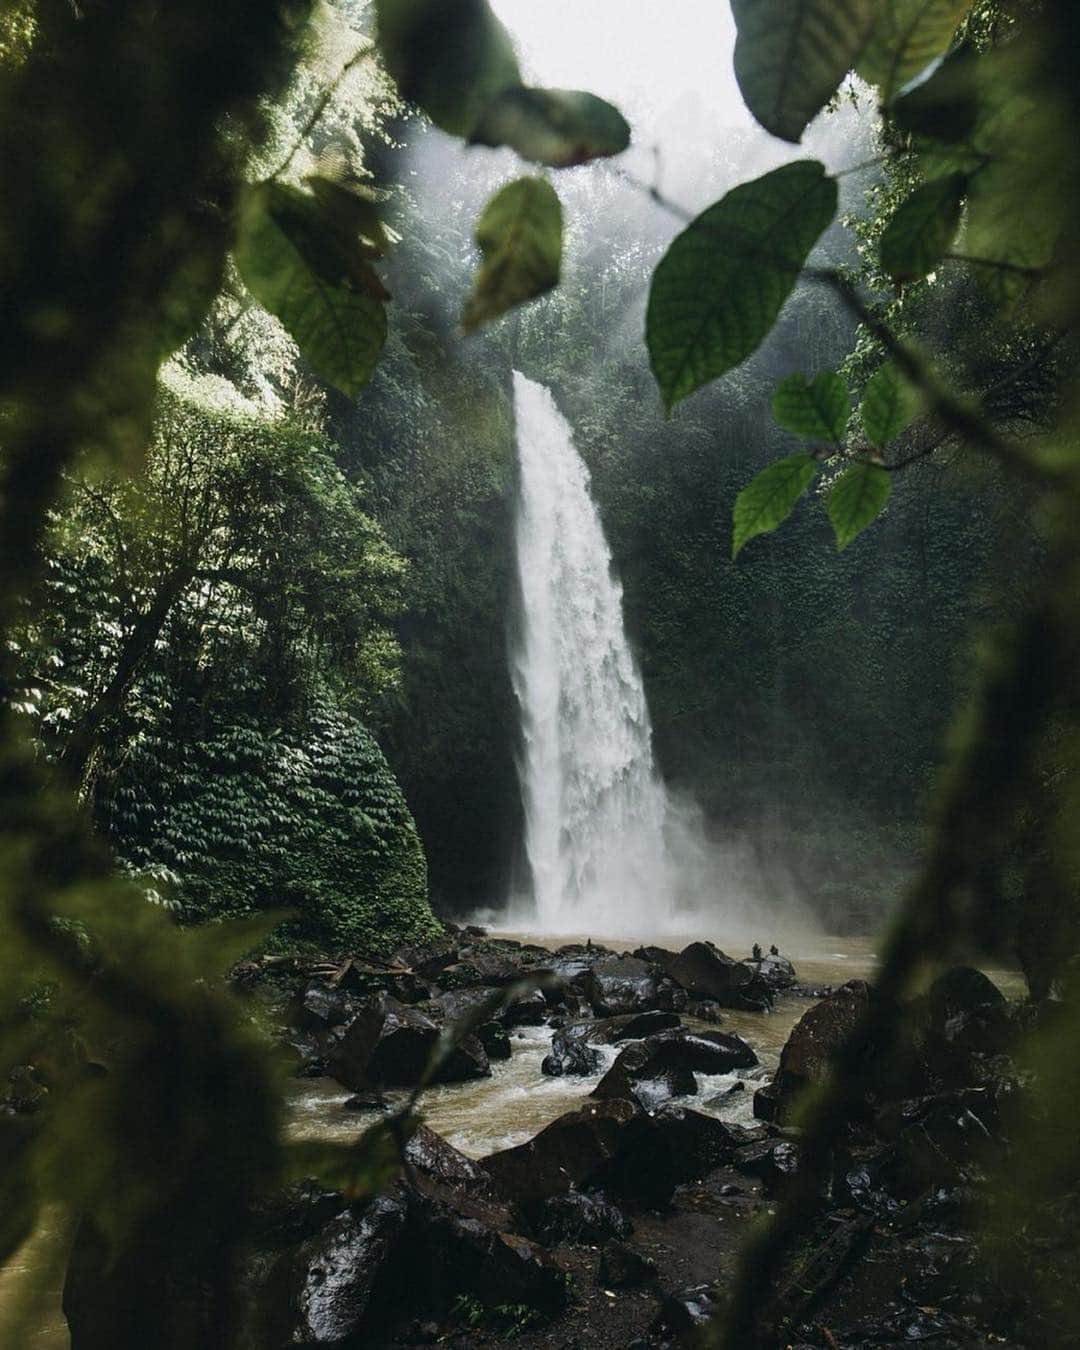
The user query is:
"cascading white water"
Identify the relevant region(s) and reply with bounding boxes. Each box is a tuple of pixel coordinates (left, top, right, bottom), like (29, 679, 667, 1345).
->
(510, 371, 675, 935)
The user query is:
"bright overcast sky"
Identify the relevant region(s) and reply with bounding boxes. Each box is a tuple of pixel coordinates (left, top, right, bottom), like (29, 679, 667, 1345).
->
(490, 0, 753, 136)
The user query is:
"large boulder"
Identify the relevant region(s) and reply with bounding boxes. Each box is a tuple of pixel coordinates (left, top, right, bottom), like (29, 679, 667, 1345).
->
(530, 1190, 633, 1245)
(404, 1125, 515, 1230)
(591, 1038, 698, 1111)
(328, 993, 489, 1090)
(652, 942, 772, 1011)
(578, 954, 664, 1016)
(481, 1099, 678, 1208)
(651, 1106, 744, 1180)
(754, 980, 872, 1124)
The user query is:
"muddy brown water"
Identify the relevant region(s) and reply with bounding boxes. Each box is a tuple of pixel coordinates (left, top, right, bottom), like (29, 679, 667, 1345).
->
(2, 932, 1025, 1345)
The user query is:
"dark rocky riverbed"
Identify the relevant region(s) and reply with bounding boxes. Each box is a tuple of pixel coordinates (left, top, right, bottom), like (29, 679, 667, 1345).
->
(14, 928, 1057, 1349)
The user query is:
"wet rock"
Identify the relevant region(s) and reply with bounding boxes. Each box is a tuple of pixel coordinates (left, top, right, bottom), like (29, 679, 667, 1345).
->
(405, 1124, 515, 1230)
(248, 1180, 349, 1249)
(591, 1038, 698, 1110)
(502, 986, 549, 1027)
(733, 1138, 801, 1191)
(657, 1028, 758, 1074)
(597, 1240, 656, 1288)
(684, 999, 725, 1023)
(742, 949, 798, 993)
(343, 1088, 389, 1112)
(415, 1206, 568, 1318)
(328, 993, 490, 1090)
(652, 942, 772, 1011)
(613, 1009, 682, 1040)
(653, 1282, 725, 1341)
(477, 1020, 512, 1060)
(531, 1190, 633, 1244)
(754, 979, 872, 1124)
(290, 980, 357, 1032)
(392, 936, 460, 981)
(268, 1195, 409, 1345)
(579, 954, 663, 1016)
(541, 1034, 603, 1077)
(651, 1106, 742, 1179)
(482, 1099, 677, 1207)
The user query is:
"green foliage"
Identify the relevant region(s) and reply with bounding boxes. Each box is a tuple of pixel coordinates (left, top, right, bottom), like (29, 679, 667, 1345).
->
(234, 180, 388, 397)
(375, 0, 520, 138)
(646, 161, 837, 411)
(857, 0, 974, 102)
(879, 173, 966, 282)
(462, 177, 562, 333)
(772, 371, 850, 442)
(860, 362, 919, 448)
(732, 453, 819, 559)
(732, 0, 877, 143)
(827, 460, 893, 550)
(471, 86, 630, 167)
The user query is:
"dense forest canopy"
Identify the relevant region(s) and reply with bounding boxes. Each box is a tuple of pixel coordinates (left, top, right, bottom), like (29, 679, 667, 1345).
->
(1, 0, 1078, 1347)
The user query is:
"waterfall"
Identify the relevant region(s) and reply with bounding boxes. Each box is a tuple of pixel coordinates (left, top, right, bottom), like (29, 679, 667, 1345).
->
(510, 371, 675, 935)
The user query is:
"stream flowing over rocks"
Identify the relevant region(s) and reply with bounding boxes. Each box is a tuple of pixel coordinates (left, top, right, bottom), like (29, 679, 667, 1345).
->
(56, 928, 1046, 1349)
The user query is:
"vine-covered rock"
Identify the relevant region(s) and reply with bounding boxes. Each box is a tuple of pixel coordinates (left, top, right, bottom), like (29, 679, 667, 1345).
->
(99, 691, 439, 955)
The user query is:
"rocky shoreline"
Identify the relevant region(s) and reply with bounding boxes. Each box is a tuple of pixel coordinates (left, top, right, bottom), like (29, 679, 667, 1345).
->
(59, 930, 1060, 1348)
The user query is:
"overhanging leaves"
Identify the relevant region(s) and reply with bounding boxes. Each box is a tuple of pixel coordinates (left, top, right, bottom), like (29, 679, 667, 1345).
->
(773, 371, 850, 443)
(234, 182, 388, 399)
(857, 0, 974, 103)
(462, 177, 562, 334)
(470, 86, 630, 167)
(827, 460, 892, 549)
(880, 174, 966, 282)
(732, 453, 819, 558)
(646, 160, 837, 412)
(860, 363, 920, 448)
(732, 0, 877, 144)
(375, 0, 520, 138)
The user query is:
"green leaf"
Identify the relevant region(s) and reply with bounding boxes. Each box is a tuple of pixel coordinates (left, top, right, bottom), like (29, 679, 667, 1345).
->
(732, 0, 877, 144)
(462, 177, 562, 334)
(305, 177, 395, 259)
(646, 160, 837, 412)
(732, 453, 819, 559)
(860, 363, 919, 448)
(773, 371, 850, 442)
(234, 182, 388, 399)
(857, 0, 974, 102)
(470, 87, 630, 167)
(375, 0, 520, 138)
(891, 42, 980, 142)
(880, 174, 966, 282)
(827, 461, 892, 549)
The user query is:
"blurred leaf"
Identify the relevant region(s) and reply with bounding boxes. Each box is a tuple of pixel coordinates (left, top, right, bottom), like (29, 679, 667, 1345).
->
(860, 363, 919, 448)
(827, 460, 892, 549)
(891, 42, 980, 141)
(462, 177, 562, 334)
(732, 453, 819, 559)
(857, 0, 973, 102)
(471, 87, 630, 167)
(773, 371, 850, 442)
(880, 173, 966, 282)
(286, 1116, 415, 1201)
(306, 177, 395, 259)
(234, 181, 388, 398)
(646, 160, 837, 411)
(732, 0, 877, 144)
(375, 0, 520, 138)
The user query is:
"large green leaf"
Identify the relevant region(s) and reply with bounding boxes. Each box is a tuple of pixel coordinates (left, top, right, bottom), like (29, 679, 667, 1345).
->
(646, 160, 837, 412)
(891, 42, 980, 141)
(732, 453, 819, 559)
(234, 182, 388, 399)
(462, 177, 562, 334)
(860, 363, 920, 448)
(375, 0, 520, 138)
(471, 87, 630, 167)
(880, 173, 966, 282)
(857, 0, 973, 102)
(773, 371, 850, 442)
(827, 460, 892, 549)
(732, 0, 877, 144)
